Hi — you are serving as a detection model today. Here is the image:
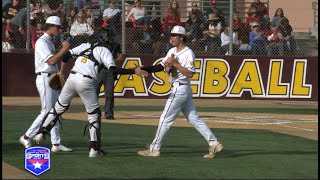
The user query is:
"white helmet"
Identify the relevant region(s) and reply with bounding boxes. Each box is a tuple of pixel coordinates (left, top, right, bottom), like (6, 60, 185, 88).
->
(170, 25, 186, 36)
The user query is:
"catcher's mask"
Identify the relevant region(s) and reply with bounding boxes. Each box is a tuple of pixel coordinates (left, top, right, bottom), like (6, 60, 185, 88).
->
(97, 28, 117, 46)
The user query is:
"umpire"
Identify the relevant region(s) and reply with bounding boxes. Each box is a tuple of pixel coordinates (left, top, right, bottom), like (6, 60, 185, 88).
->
(96, 28, 121, 120)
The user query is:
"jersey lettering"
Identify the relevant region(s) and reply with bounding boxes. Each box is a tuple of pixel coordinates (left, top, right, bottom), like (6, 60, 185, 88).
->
(81, 57, 88, 63)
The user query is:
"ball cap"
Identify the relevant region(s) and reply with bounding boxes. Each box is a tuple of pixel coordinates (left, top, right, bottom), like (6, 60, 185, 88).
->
(45, 16, 61, 26)
(170, 25, 186, 36)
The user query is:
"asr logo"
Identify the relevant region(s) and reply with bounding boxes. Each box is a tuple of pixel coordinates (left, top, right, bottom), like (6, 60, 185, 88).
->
(25, 146, 50, 176)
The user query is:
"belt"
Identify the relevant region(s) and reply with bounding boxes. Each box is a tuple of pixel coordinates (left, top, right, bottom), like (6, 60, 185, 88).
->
(70, 70, 93, 79)
(172, 82, 189, 87)
(36, 72, 52, 76)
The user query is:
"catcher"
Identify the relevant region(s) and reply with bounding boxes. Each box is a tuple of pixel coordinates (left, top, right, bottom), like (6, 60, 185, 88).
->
(33, 29, 148, 157)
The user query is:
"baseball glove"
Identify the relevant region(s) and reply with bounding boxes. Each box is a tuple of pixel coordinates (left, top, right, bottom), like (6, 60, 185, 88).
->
(48, 72, 65, 90)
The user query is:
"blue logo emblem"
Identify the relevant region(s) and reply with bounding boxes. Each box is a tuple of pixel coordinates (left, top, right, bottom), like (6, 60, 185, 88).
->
(25, 146, 50, 176)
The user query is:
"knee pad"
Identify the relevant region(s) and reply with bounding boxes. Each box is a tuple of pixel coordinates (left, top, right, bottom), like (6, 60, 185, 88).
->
(40, 100, 70, 134)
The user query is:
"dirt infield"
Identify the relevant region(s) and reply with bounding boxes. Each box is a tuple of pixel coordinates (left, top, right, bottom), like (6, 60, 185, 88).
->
(2, 97, 318, 179)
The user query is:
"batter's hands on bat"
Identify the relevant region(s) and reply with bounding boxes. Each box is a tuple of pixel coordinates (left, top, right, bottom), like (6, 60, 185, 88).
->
(134, 63, 148, 77)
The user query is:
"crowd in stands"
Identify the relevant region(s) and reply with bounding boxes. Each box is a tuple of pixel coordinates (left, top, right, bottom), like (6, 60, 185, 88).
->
(2, 0, 296, 56)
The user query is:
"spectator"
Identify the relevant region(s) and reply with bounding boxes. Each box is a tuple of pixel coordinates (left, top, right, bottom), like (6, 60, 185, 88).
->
(66, 6, 79, 31)
(233, 10, 247, 43)
(76, 0, 93, 11)
(102, 0, 121, 29)
(248, 0, 269, 30)
(132, 22, 163, 54)
(205, 0, 225, 27)
(279, 18, 296, 55)
(245, 8, 261, 31)
(8, 4, 28, 48)
(203, 13, 222, 53)
(162, 3, 180, 37)
(30, 0, 45, 21)
(43, 0, 64, 19)
(126, 0, 151, 26)
(221, 26, 240, 55)
(2, 0, 21, 24)
(70, 10, 94, 36)
(185, 9, 205, 42)
(191, 2, 205, 23)
(69, 10, 94, 46)
(265, 21, 284, 56)
(30, 18, 45, 49)
(85, 8, 94, 26)
(271, 8, 286, 28)
(165, 0, 179, 17)
(249, 21, 265, 55)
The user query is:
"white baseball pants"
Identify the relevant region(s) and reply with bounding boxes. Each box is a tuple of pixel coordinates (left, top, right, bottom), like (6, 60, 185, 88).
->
(25, 74, 61, 144)
(149, 83, 217, 151)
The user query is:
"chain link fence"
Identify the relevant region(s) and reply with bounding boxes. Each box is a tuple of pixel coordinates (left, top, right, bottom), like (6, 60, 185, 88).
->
(2, 0, 318, 56)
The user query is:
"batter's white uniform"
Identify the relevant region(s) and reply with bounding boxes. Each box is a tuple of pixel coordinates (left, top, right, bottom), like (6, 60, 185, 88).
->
(149, 46, 218, 151)
(25, 33, 61, 145)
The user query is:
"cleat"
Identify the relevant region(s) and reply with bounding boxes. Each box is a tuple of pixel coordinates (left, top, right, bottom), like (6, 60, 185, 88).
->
(19, 136, 32, 148)
(89, 148, 104, 157)
(203, 142, 223, 159)
(51, 145, 73, 152)
(137, 149, 160, 157)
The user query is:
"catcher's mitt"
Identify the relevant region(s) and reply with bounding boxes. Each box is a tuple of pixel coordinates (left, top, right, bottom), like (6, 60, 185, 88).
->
(48, 72, 65, 90)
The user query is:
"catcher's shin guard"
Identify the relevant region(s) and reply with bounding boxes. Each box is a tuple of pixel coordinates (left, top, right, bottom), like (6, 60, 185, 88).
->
(38, 100, 70, 135)
(84, 108, 101, 149)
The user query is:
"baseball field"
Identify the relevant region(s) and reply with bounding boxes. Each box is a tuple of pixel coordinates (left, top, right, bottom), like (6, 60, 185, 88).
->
(2, 97, 318, 179)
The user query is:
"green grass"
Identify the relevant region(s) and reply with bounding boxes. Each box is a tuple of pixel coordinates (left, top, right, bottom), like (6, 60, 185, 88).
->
(2, 110, 318, 179)
(5, 105, 318, 115)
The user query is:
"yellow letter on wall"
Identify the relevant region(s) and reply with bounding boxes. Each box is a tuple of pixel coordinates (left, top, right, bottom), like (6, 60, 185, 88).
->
(202, 59, 230, 97)
(227, 59, 265, 97)
(290, 59, 312, 98)
(266, 60, 289, 98)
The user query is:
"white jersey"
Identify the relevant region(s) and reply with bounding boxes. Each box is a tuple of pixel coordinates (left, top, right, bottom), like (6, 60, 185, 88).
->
(161, 46, 196, 85)
(69, 43, 116, 80)
(34, 33, 59, 74)
(103, 8, 121, 18)
(127, 7, 146, 20)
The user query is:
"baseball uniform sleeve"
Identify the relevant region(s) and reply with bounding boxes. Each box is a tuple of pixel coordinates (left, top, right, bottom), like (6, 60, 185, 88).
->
(69, 43, 90, 55)
(95, 46, 116, 69)
(183, 50, 196, 73)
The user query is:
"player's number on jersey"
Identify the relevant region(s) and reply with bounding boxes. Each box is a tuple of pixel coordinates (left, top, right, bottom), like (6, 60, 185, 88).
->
(81, 57, 88, 63)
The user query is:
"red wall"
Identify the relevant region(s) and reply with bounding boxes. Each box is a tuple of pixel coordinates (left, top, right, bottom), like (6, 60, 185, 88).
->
(2, 52, 318, 101)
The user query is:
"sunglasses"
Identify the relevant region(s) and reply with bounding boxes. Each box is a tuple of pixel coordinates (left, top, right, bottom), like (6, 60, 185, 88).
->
(77, 16, 84, 18)
(36, 1, 41, 3)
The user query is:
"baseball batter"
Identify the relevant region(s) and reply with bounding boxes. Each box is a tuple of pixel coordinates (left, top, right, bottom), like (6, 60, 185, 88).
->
(138, 25, 223, 158)
(19, 16, 72, 153)
(33, 29, 148, 157)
